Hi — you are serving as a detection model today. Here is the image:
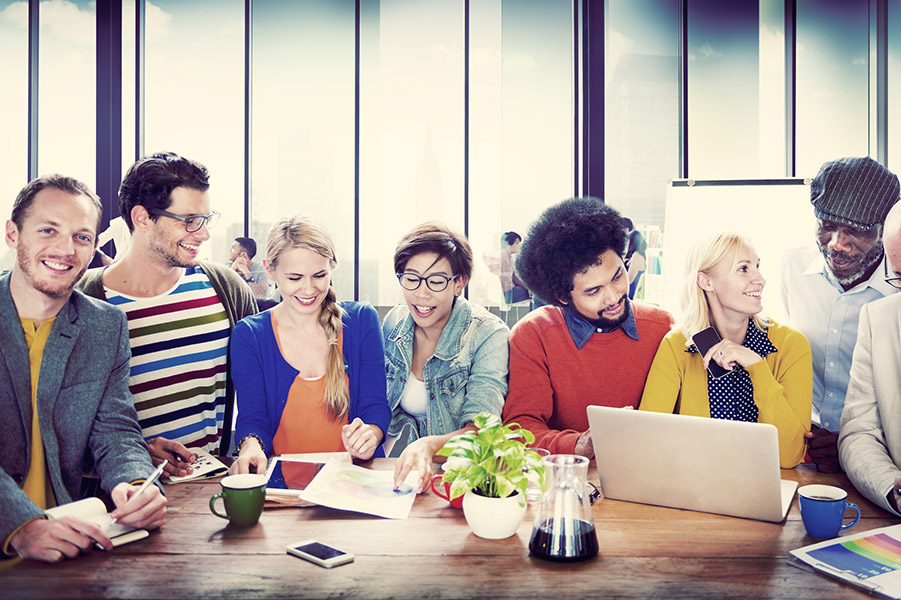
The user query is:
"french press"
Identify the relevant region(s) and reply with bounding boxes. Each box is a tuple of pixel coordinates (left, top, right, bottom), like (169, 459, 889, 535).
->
(528, 454, 599, 561)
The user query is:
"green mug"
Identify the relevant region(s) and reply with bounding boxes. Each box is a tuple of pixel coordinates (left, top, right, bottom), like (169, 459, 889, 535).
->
(209, 473, 267, 526)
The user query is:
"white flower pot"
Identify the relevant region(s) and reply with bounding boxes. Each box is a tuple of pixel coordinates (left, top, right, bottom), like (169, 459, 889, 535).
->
(462, 490, 527, 539)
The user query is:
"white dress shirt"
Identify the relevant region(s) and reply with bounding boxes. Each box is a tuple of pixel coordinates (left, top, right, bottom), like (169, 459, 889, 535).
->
(781, 244, 895, 431)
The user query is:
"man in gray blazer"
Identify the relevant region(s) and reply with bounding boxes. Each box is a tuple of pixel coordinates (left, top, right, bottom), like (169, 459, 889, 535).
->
(1, 175, 166, 563)
(839, 200, 901, 514)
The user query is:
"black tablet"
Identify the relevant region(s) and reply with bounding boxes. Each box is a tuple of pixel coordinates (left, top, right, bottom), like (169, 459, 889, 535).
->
(266, 458, 325, 496)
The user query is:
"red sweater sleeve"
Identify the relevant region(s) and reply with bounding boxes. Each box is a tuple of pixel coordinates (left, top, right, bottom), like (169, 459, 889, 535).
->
(502, 314, 581, 453)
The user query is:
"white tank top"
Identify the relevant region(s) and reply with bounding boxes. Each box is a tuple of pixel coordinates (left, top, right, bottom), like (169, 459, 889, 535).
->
(399, 373, 428, 418)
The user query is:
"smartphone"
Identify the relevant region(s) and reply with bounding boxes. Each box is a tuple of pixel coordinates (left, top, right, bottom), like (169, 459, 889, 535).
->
(286, 540, 354, 568)
(691, 326, 730, 378)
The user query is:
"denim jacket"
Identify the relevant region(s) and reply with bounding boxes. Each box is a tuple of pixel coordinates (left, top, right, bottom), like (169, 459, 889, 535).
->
(382, 297, 510, 440)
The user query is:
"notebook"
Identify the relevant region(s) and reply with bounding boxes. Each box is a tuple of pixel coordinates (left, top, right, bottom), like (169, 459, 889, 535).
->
(45, 497, 149, 547)
(163, 448, 229, 484)
(587, 405, 797, 522)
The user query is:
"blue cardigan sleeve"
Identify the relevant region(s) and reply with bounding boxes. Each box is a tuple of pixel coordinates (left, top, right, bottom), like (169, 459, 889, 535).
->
(345, 303, 391, 456)
(231, 315, 280, 453)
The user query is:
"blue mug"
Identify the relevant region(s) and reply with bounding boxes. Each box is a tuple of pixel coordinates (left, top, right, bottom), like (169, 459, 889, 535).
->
(798, 484, 861, 539)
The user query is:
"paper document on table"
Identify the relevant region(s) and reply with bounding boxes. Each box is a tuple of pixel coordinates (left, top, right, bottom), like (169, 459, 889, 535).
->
(163, 448, 228, 484)
(297, 460, 418, 519)
(788, 523, 901, 599)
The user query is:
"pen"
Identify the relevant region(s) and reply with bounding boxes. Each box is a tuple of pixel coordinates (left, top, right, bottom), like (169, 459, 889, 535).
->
(133, 459, 168, 500)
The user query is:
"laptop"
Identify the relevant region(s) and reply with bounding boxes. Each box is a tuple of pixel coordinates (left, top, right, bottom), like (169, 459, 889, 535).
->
(587, 406, 797, 522)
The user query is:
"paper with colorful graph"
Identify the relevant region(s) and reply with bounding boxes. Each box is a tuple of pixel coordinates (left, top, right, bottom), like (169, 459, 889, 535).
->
(789, 524, 901, 599)
(297, 460, 418, 519)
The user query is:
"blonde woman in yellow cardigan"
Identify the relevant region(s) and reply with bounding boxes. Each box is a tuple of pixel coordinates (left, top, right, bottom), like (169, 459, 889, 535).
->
(639, 233, 812, 467)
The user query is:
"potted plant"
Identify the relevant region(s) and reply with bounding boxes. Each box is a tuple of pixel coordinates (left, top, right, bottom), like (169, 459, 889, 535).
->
(436, 412, 547, 539)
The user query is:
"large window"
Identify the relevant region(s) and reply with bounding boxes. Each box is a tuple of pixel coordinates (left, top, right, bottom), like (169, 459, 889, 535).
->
(604, 0, 678, 230)
(0, 0, 27, 272)
(144, 0, 244, 263)
(889, 1, 901, 174)
(11, 0, 901, 313)
(251, 0, 355, 300)
(358, 0, 466, 309)
(796, 0, 868, 177)
(687, 0, 759, 179)
(469, 0, 573, 310)
(38, 0, 95, 187)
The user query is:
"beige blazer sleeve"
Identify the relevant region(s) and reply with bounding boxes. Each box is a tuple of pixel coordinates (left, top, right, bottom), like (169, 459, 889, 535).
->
(839, 295, 901, 516)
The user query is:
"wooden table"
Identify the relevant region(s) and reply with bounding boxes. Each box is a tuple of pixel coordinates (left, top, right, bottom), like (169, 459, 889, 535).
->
(3, 460, 895, 599)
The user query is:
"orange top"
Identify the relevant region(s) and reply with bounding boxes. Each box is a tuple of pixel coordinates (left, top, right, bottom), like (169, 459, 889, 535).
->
(271, 322, 348, 454)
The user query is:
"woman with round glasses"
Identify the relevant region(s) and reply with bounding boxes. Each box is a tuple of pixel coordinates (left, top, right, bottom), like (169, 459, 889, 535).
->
(383, 222, 510, 493)
(229, 216, 391, 475)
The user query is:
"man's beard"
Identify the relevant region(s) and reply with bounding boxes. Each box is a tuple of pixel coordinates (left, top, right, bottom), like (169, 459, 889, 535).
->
(583, 293, 630, 330)
(149, 236, 197, 269)
(820, 241, 883, 288)
(16, 246, 87, 299)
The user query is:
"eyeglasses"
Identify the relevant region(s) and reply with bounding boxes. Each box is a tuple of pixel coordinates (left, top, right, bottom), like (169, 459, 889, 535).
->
(150, 208, 221, 232)
(885, 257, 901, 289)
(397, 272, 458, 293)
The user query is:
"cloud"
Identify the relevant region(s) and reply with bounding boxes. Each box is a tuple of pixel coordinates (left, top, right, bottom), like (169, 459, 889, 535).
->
(40, 0, 95, 45)
(121, 2, 171, 42)
(0, 2, 26, 29)
(851, 56, 866, 66)
(1, 1, 172, 44)
(608, 28, 635, 63)
(697, 43, 722, 59)
(146, 2, 172, 41)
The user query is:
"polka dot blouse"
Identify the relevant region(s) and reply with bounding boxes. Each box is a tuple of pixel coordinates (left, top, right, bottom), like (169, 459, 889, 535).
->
(687, 319, 779, 423)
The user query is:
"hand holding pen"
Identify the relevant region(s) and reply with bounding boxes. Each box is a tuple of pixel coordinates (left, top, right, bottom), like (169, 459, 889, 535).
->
(109, 460, 168, 532)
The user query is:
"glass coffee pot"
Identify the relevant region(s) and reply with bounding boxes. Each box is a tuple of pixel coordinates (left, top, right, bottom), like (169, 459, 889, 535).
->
(528, 454, 599, 561)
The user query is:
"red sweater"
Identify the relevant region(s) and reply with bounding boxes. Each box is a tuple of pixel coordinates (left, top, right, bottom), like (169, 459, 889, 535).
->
(503, 302, 674, 453)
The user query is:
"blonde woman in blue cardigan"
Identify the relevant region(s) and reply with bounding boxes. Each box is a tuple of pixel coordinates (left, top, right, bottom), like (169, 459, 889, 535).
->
(639, 232, 812, 468)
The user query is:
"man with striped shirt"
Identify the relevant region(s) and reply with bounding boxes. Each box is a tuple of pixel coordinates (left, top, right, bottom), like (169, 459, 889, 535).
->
(79, 153, 257, 479)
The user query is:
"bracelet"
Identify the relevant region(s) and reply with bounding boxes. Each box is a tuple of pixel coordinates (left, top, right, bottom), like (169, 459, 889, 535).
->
(234, 433, 265, 457)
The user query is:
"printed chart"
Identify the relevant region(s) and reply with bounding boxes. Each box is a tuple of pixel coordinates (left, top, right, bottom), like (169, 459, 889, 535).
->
(298, 460, 417, 519)
(790, 524, 901, 599)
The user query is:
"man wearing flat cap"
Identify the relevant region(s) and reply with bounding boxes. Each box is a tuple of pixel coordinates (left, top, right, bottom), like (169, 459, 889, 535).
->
(782, 156, 900, 473)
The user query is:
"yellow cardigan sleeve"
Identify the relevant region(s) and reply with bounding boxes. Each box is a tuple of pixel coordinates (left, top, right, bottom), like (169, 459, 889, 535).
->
(746, 323, 812, 468)
(639, 331, 685, 414)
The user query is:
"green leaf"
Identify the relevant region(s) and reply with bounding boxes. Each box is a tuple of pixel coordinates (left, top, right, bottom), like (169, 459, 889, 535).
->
(435, 411, 543, 499)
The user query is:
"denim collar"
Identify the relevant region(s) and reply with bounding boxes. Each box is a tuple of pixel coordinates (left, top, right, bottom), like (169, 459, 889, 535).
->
(388, 296, 472, 361)
(563, 302, 639, 350)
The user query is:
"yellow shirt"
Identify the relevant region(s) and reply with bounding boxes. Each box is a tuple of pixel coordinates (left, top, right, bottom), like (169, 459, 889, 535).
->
(639, 321, 812, 468)
(20, 316, 56, 510)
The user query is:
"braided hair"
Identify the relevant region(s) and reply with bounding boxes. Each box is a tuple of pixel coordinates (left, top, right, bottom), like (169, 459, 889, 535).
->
(266, 215, 348, 419)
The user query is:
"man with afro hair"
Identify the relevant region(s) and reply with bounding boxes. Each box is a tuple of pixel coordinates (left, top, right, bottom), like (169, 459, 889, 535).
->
(502, 198, 674, 457)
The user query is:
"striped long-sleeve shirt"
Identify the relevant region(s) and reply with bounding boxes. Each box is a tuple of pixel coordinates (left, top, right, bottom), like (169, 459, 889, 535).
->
(105, 267, 229, 452)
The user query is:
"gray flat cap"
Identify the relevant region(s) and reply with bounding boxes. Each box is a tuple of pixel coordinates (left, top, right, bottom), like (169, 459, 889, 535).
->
(810, 156, 900, 229)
